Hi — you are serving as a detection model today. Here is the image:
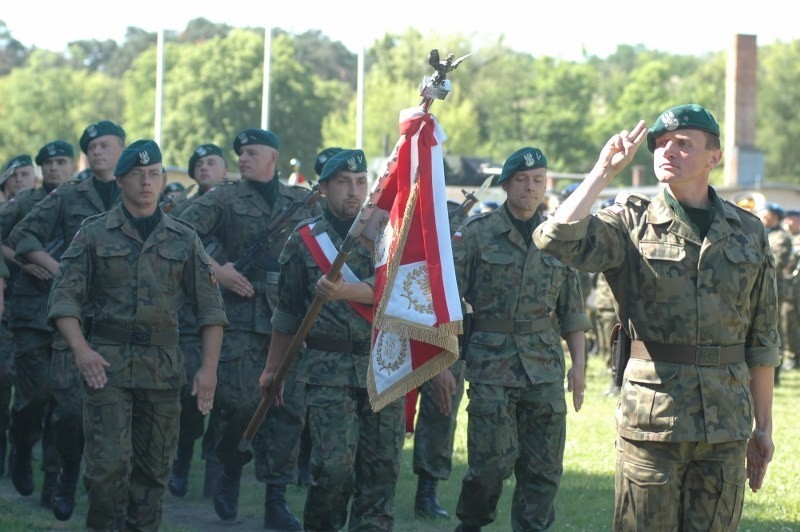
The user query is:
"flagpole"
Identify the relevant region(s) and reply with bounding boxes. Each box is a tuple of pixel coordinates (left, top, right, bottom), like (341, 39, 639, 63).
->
(237, 49, 468, 460)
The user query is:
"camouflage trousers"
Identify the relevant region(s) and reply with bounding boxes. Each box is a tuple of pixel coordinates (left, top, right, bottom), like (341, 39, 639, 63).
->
(303, 384, 405, 532)
(83, 385, 180, 531)
(254, 355, 306, 484)
(0, 321, 14, 436)
(176, 333, 207, 447)
(213, 330, 270, 468)
(456, 380, 567, 531)
(613, 436, 747, 531)
(10, 328, 59, 473)
(50, 346, 85, 464)
(413, 360, 465, 479)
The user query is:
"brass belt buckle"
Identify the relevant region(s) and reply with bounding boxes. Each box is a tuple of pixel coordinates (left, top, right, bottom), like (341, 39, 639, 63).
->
(695, 345, 720, 365)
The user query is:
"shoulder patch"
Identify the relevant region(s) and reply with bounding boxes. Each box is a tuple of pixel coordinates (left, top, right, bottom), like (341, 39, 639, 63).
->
(726, 199, 761, 221)
(615, 191, 651, 207)
(462, 211, 492, 226)
(295, 214, 323, 230)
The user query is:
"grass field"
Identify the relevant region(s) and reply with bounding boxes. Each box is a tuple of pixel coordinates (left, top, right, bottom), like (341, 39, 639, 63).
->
(1, 357, 798, 531)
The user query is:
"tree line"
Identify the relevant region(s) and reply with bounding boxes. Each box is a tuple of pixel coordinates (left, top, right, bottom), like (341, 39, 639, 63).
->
(1, 18, 799, 190)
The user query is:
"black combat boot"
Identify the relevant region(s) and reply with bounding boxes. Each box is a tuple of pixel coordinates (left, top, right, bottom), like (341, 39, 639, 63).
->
(415, 473, 449, 519)
(9, 443, 34, 496)
(454, 523, 481, 532)
(203, 459, 223, 498)
(263, 483, 302, 531)
(168, 440, 194, 497)
(52, 458, 81, 521)
(213, 463, 242, 521)
(40, 471, 59, 508)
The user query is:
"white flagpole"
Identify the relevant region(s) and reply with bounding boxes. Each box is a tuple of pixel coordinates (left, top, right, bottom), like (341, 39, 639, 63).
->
(154, 28, 165, 146)
(261, 27, 272, 130)
(356, 45, 365, 149)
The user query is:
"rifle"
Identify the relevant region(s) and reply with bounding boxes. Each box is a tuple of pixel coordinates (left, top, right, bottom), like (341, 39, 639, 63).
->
(458, 174, 495, 217)
(232, 184, 321, 275)
(160, 183, 197, 214)
(231, 49, 469, 466)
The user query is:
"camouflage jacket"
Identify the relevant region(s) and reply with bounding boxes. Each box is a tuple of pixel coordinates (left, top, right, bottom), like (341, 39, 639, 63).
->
(0, 187, 54, 329)
(178, 179, 321, 334)
(533, 188, 780, 443)
(9, 178, 114, 257)
(272, 214, 374, 388)
(452, 206, 590, 387)
(47, 204, 228, 389)
(0, 243, 7, 279)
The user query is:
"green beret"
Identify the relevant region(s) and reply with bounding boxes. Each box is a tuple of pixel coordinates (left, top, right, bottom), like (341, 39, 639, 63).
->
(1, 154, 33, 187)
(319, 149, 367, 182)
(233, 128, 280, 155)
(114, 139, 162, 177)
(35, 140, 74, 165)
(498, 147, 547, 184)
(647, 104, 720, 152)
(80, 120, 126, 154)
(188, 143, 224, 179)
(314, 147, 344, 176)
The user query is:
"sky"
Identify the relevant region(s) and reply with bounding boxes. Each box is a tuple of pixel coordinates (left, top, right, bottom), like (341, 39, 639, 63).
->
(2, 1, 797, 61)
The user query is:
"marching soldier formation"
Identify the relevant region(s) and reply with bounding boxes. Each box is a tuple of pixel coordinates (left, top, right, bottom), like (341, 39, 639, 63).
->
(0, 102, 781, 532)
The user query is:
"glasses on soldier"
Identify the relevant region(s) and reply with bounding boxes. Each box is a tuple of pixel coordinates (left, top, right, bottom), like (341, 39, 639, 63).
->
(127, 169, 164, 180)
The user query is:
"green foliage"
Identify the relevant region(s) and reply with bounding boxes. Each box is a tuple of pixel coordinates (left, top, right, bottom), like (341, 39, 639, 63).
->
(0, 20, 798, 189)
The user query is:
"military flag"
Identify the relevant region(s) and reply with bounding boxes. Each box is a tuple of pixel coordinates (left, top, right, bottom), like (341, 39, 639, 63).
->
(367, 106, 462, 412)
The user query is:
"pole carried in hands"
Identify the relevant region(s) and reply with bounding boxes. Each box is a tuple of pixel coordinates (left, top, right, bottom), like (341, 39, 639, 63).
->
(238, 49, 469, 457)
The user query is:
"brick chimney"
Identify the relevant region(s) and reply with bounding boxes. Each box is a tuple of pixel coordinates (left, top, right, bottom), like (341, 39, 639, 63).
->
(723, 34, 764, 187)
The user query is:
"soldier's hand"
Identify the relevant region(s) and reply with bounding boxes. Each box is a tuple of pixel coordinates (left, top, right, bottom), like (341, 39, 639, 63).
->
(217, 262, 255, 298)
(21, 262, 52, 280)
(746, 428, 774, 492)
(594, 120, 648, 180)
(431, 369, 456, 416)
(567, 366, 585, 412)
(259, 370, 284, 407)
(315, 273, 343, 301)
(75, 346, 110, 389)
(192, 366, 217, 415)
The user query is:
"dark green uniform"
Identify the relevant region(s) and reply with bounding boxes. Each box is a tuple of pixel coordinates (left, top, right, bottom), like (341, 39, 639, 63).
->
(273, 213, 405, 531)
(533, 189, 780, 531)
(453, 206, 590, 531)
(1, 187, 62, 496)
(9, 177, 119, 500)
(0, 229, 11, 478)
(47, 204, 227, 530)
(178, 179, 320, 494)
(767, 225, 793, 383)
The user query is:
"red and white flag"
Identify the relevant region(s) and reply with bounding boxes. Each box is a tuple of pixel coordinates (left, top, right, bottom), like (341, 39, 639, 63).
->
(367, 106, 462, 412)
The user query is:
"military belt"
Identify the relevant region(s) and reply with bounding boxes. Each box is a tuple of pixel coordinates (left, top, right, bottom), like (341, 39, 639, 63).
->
(246, 270, 280, 284)
(92, 322, 179, 347)
(630, 341, 745, 365)
(472, 317, 552, 334)
(305, 336, 372, 355)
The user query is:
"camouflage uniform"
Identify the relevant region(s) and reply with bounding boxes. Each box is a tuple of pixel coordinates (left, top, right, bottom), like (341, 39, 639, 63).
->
(0, 230, 11, 477)
(784, 232, 800, 367)
(47, 204, 227, 530)
(9, 177, 118, 498)
(411, 202, 469, 518)
(273, 213, 405, 531)
(1, 187, 62, 494)
(766, 225, 793, 382)
(178, 179, 320, 498)
(452, 205, 591, 531)
(593, 272, 618, 393)
(533, 188, 780, 531)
